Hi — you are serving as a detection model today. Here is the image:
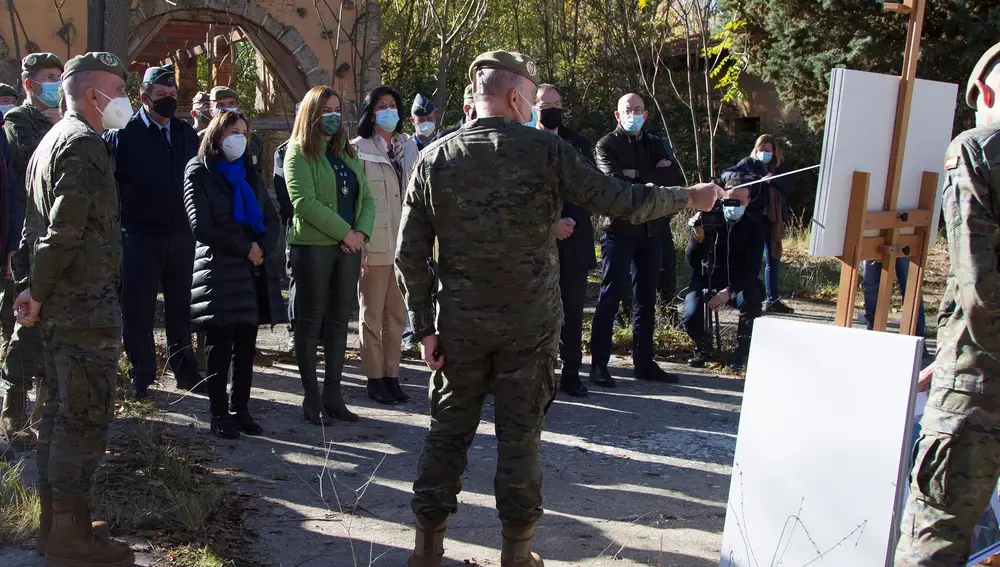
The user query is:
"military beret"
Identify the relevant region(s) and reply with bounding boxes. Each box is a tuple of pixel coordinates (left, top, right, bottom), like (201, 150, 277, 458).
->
(192, 91, 210, 104)
(411, 93, 435, 117)
(22, 52, 63, 74)
(142, 65, 176, 87)
(463, 84, 475, 104)
(469, 50, 539, 86)
(967, 41, 1000, 108)
(0, 84, 17, 99)
(210, 86, 239, 102)
(62, 52, 128, 82)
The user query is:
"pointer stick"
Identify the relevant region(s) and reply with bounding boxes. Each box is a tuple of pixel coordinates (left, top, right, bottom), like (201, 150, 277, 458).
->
(727, 164, 822, 189)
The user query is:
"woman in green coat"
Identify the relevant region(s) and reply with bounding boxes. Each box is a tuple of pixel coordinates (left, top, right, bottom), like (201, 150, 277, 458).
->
(286, 86, 375, 425)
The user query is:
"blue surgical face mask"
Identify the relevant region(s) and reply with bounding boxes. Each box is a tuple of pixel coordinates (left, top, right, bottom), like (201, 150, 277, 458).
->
(515, 90, 538, 128)
(755, 151, 773, 164)
(37, 80, 61, 108)
(375, 108, 399, 132)
(724, 205, 746, 223)
(620, 112, 645, 135)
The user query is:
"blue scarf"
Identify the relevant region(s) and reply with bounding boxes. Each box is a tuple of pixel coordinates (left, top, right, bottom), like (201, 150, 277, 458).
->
(213, 157, 265, 234)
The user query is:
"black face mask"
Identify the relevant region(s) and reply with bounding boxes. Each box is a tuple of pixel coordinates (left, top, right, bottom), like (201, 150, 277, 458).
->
(539, 107, 564, 130)
(150, 95, 178, 119)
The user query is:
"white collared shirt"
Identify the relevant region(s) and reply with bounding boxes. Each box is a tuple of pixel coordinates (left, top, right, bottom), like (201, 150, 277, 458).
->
(140, 107, 171, 145)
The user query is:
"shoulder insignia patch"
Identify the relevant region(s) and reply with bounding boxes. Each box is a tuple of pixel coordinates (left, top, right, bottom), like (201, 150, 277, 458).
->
(944, 155, 960, 170)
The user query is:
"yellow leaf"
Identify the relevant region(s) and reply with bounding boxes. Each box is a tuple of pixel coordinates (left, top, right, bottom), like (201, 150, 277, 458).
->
(638, 0, 648, 8)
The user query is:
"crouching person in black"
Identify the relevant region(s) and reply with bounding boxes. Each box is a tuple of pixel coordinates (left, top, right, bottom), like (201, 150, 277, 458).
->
(682, 190, 764, 371)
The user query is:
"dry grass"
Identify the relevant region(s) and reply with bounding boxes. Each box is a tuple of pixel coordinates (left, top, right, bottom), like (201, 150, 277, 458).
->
(0, 458, 40, 546)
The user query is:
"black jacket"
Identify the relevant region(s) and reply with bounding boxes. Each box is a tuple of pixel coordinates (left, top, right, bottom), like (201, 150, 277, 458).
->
(686, 213, 764, 295)
(273, 141, 293, 224)
(720, 157, 791, 222)
(556, 127, 597, 271)
(183, 155, 286, 331)
(0, 127, 20, 255)
(594, 125, 684, 237)
(105, 111, 199, 234)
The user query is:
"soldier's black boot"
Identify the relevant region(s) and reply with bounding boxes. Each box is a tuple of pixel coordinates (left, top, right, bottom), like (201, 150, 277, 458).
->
(589, 365, 615, 388)
(559, 367, 588, 398)
(500, 523, 544, 567)
(408, 515, 445, 567)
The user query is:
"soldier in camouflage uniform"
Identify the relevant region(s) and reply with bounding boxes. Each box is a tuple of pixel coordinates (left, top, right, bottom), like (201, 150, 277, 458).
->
(396, 50, 722, 567)
(15, 52, 134, 566)
(0, 83, 17, 115)
(0, 53, 63, 449)
(894, 42, 1000, 566)
(190, 91, 212, 133)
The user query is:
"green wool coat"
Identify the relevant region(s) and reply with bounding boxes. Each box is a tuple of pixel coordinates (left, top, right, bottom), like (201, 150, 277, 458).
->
(285, 136, 375, 246)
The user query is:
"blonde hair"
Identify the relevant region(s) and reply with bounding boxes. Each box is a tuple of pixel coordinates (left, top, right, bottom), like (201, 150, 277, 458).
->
(751, 134, 783, 168)
(290, 86, 353, 161)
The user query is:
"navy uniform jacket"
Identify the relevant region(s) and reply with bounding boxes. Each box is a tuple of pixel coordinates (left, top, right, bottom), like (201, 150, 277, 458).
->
(104, 111, 199, 235)
(556, 126, 597, 272)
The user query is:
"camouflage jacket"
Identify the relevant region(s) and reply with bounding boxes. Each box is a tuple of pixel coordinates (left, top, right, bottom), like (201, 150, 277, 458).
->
(394, 116, 687, 341)
(4, 102, 54, 205)
(24, 110, 121, 327)
(933, 122, 1000, 394)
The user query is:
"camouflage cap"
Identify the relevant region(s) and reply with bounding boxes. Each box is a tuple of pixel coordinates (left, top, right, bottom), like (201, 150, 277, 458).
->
(22, 52, 64, 75)
(192, 91, 210, 104)
(468, 50, 538, 87)
(967, 41, 1000, 108)
(142, 64, 176, 87)
(62, 52, 128, 81)
(210, 86, 239, 102)
(463, 83, 475, 104)
(0, 83, 17, 99)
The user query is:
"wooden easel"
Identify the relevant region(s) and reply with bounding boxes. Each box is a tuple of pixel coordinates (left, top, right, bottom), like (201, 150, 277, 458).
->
(833, 0, 938, 336)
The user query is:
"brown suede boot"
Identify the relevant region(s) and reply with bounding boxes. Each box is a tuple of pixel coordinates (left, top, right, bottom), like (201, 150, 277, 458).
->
(408, 515, 446, 567)
(44, 499, 134, 567)
(1, 388, 35, 450)
(500, 523, 544, 567)
(35, 491, 113, 557)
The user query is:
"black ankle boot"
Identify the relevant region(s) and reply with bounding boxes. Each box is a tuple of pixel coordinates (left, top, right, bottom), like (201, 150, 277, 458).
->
(385, 377, 410, 403)
(367, 379, 398, 405)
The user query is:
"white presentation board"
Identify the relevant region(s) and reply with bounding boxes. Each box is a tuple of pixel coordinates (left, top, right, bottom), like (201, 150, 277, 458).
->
(809, 68, 958, 257)
(720, 318, 923, 567)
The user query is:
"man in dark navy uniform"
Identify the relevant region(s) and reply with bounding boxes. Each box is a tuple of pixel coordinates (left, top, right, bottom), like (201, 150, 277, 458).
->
(105, 65, 202, 398)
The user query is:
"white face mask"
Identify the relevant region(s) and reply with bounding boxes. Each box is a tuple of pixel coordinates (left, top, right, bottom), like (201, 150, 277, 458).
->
(221, 134, 247, 162)
(96, 90, 133, 130)
(212, 106, 239, 117)
(0, 104, 14, 116)
(415, 121, 436, 137)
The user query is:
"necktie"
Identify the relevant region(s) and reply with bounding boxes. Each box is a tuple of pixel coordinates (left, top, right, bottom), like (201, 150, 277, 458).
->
(159, 126, 171, 151)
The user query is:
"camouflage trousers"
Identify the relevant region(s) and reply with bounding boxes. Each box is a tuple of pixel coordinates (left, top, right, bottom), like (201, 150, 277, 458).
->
(895, 388, 1000, 566)
(0, 276, 14, 358)
(411, 329, 558, 526)
(36, 325, 122, 501)
(2, 323, 47, 392)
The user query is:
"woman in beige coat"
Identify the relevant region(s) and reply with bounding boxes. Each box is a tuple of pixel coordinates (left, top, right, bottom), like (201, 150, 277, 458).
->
(352, 85, 419, 405)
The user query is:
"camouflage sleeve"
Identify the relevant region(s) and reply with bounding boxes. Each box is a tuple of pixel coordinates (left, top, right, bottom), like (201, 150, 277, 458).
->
(4, 116, 35, 201)
(394, 161, 436, 340)
(29, 136, 106, 304)
(554, 137, 687, 224)
(941, 138, 1000, 348)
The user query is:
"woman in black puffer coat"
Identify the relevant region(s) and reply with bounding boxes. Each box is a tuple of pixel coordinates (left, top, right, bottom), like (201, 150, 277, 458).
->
(183, 111, 286, 439)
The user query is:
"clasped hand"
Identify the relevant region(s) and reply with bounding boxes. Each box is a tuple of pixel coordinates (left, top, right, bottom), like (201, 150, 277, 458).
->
(13, 290, 40, 327)
(340, 230, 364, 254)
(247, 242, 264, 266)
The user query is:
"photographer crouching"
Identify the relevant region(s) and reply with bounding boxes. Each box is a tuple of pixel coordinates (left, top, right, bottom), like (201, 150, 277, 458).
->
(682, 187, 764, 371)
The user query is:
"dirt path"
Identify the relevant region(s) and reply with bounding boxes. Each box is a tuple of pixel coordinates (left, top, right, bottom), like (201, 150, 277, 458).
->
(0, 297, 933, 567)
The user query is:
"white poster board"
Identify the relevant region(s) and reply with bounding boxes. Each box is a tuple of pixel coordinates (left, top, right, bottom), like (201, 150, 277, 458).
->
(720, 318, 922, 567)
(809, 69, 958, 257)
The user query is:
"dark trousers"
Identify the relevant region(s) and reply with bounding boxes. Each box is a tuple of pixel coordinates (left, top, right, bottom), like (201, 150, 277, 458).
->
(590, 232, 662, 367)
(681, 284, 763, 351)
(290, 245, 360, 392)
(121, 230, 199, 388)
(558, 258, 589, 377)
(285, 226, 296, 331)
(205, 324, 258, 418)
